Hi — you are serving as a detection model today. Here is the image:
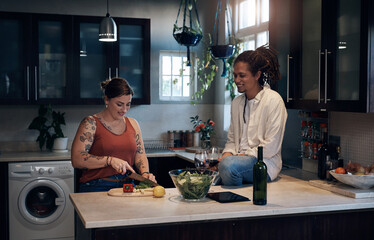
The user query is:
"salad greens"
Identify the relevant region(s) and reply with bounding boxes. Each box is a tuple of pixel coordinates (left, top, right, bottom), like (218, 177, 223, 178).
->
(173, 171, 213, 199)
(135, 181, 153, 189)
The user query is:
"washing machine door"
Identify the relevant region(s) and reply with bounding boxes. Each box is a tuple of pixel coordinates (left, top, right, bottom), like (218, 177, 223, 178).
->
(18, 179, 65, 225)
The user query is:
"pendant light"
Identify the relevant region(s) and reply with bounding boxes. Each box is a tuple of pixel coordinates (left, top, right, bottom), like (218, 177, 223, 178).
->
(99, 0, 117, 42)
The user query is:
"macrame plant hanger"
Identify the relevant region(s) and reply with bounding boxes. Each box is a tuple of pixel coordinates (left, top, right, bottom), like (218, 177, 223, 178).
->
(210, 0, 236, 77)
(173, 0, 203, 66)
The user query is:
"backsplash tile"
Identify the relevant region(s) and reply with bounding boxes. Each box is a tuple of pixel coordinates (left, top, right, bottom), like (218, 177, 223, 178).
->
(329, 112, 374, 167)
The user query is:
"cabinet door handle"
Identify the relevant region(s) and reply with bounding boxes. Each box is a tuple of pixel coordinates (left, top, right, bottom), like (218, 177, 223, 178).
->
(286, 54, 293, 102)
(318, 50, 322, 103)
(108, 67, 112, 79)
(324, 49, 331, 104)
(26, 66, 30, 101)
(116, 67, 119, 78)
(34, 66, 38, 101)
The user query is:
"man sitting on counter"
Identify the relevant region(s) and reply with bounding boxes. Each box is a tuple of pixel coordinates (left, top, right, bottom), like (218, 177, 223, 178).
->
(217, 45, 288, 186)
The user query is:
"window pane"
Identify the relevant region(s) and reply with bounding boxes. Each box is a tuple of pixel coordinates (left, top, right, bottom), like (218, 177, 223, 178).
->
(172, 76, 182, 96)
(119, 25, 144, 99)
(242, 39, 256, 51)
(256, 31, 268, 47)
(183, 76, 190, 96)
(261, 0, 269, 23)
(172, 57, 182, 76)
(162, 76, 171, 96)
(162, 56, 171, 75)
(80, 22, 106, 99)
(38, 21, 67, 99)
(240, 0, 256, 29)
(0, 19, 25, 99)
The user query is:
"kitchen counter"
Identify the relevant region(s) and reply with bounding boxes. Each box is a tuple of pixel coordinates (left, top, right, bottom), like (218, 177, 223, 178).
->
(0, 149, 195, 163)
(0, 151, 72, 162)
(70, 173, 374, 240)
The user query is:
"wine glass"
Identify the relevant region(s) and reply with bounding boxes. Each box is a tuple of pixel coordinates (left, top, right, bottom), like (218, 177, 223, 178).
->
(207, 146, 220, 168)
(194, 150, 208, 173)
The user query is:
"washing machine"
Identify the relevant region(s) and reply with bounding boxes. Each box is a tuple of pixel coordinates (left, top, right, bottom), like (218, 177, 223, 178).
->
(8, 161, 74, 240)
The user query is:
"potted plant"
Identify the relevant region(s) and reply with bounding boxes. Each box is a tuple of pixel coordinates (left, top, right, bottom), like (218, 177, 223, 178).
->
(28, 104, 67, 151)
(191, 35, 241, 104)
(173, 0, 203, 66)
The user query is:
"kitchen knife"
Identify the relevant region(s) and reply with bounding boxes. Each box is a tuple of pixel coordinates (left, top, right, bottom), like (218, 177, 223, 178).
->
(127, 172, 160, 187)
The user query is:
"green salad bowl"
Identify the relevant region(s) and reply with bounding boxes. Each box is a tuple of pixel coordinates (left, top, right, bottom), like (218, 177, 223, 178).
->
(169, 169, 218, 201)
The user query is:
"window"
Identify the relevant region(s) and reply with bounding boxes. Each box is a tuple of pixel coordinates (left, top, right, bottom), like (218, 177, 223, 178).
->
(159, 51, 195, 101)
(234, 0, 269, 51)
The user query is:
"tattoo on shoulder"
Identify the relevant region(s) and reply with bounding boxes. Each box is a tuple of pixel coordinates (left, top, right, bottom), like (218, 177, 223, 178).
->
(81, 117, 96, 131)
(135, 134, 144, 154)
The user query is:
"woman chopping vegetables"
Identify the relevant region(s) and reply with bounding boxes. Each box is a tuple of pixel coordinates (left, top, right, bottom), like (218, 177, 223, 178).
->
(71, 77, 156, 192)
(217, 45, 288, 186)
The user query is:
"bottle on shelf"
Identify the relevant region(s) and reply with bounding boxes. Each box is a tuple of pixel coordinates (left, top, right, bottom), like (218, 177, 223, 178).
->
(307, 121, 313, 139)
(300, 121, 307, 158)
(253, 146, 267, 205)
(318, 126, 329, 180)
(312, 142, 318, 160)
(336, 146, 344, 167)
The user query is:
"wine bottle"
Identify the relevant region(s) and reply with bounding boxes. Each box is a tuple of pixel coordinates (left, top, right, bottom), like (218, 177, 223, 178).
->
(318, 128, 329, 180)
(253, 146, 267, 205)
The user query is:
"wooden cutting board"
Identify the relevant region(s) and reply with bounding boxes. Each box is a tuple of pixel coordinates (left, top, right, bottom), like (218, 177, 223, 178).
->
(107, 188, 153, 197)
(309, 180, 374, 198)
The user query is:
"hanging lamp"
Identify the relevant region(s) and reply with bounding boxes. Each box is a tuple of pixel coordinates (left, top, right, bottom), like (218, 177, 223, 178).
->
(210, 0, 236, 77)
(173, 0, 203, 66)
(99, 0, 117, 42)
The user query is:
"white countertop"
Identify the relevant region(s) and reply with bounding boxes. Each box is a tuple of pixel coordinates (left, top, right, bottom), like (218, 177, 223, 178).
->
(69, 174, 374, 229)
(0, 149, 195, 163)
(0, 151, 72, 162)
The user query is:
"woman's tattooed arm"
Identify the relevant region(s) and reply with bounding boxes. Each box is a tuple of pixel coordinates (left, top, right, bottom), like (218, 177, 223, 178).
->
(71, 116, 109, 169)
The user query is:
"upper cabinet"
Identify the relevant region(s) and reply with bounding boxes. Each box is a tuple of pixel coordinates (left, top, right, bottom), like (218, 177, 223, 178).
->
(73, 17, 150, 105)
(0, 12, 31, 104)
(0, 12, 150, 105)
(270, 0, 374, 112)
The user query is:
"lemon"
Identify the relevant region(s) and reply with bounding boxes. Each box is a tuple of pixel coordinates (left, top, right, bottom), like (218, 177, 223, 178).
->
(153, 186, 165, 198)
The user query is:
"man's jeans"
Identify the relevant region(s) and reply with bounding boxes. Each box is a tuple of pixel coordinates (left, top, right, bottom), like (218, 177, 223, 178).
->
(218, 155, 270, 186)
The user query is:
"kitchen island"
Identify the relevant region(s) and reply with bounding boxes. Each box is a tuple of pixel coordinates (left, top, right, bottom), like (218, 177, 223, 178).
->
(70, 174, 374, 240)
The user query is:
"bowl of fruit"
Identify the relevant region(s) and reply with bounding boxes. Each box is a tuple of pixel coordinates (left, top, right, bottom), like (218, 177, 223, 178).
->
(330, 162, 374, 189)
(169, 169, 218, 201)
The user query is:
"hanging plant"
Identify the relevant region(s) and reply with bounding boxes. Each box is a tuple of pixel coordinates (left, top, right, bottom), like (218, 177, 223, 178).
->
(209, 0, 236, 77)
(173, 0, 203, 66)
(190, 34, 241, 104)
(190, 34, 218, 104)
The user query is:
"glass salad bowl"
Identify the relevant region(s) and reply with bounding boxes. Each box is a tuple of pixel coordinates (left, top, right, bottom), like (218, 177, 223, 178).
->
(169, 169, 218, 201)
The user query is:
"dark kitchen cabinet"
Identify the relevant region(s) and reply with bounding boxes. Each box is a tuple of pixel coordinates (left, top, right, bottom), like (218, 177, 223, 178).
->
(148, 157, 194, 188)
(269, 0, 300, 109)
(0, 12, 30, 103)
(0, 12, 73, 105)
(72, 16, 150, 105)
(0, 12, 150, 105)
(32, 14, 74, 104)
(270, 0, 374, 112)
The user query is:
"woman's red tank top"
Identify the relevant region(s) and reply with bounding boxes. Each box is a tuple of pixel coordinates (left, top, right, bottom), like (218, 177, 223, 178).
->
(80, 116, 137, 183)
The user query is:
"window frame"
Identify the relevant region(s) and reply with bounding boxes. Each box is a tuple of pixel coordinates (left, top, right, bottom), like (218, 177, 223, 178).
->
(233, 0, 269, 49)
(159, 51, 196, 101)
